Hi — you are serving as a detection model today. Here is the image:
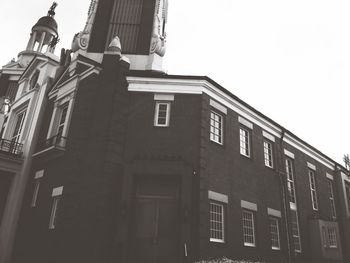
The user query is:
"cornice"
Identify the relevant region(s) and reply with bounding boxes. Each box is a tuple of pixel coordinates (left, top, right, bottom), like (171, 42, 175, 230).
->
(127, 76, 338, 171)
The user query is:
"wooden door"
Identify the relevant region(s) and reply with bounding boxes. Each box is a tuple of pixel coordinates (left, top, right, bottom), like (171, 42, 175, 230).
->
(129, 179, 179, 263)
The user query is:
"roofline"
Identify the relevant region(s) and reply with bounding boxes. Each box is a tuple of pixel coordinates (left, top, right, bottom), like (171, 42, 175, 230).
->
(127, 70, 348, 172)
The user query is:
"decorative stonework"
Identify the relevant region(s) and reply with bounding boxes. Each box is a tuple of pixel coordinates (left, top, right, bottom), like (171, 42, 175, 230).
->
(150, 0, 168, 57)
(71, 0, 99, 52)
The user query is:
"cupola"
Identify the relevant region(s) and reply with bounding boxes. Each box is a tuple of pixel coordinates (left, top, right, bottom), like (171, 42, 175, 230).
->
(25, 2, 59, 54)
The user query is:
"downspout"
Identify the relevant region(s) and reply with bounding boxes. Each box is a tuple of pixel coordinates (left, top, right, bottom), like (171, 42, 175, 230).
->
(278, 129, 293, 263)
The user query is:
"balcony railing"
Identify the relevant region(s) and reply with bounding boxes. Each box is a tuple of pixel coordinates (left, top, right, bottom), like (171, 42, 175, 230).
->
(0, 139, 23, 156)
(36, 134, 67, 154)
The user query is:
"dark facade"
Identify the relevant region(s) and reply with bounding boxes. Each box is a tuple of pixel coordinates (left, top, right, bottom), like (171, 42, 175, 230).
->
(12, 57, 350, 263)
(9, 1, 350, 263)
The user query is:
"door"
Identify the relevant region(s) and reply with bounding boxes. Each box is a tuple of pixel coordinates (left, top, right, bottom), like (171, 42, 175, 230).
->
(129, 179, 179, 263)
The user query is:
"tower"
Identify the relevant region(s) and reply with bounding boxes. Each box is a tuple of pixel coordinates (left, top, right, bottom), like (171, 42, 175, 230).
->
(72, 0, 168, 71)
(0, 3, 60, 263)
(18, 2, 59, 66)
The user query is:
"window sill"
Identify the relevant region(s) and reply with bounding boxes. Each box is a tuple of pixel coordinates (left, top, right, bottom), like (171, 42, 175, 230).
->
(244, 243, 256, 247)
(272, 247, 281, 251)
(154, 125, 170, 128)
(265, 164, 274, 169)
(210, 139, 224, 146)
(240, 153, 252, 160)
(210, 238, 225, 243)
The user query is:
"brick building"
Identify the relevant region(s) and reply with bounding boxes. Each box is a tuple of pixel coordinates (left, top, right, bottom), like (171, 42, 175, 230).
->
(9, 1, 350, 263)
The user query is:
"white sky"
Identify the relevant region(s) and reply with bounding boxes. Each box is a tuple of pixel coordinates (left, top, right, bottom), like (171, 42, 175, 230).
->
(0, 0, 349, 165)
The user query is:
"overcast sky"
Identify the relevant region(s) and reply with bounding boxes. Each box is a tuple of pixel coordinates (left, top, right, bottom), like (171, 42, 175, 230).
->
(0, 0, 349, 165)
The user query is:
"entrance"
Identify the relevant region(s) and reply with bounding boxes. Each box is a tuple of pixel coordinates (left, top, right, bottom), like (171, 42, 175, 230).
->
(129, 177, 180, 263)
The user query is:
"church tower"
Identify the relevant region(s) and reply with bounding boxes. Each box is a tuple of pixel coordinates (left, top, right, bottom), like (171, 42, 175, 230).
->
(73, 0, 168, 71)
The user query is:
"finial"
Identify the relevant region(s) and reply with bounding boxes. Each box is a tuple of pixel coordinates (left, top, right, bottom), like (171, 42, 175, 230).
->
(344, 154, 350, 171)
(48, 2, 58, 17)
(108, 36, 122, 55)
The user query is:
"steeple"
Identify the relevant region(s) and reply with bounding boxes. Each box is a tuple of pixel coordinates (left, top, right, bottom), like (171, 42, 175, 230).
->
(25, 2, 59, 54)
(86, 0, 169, 71)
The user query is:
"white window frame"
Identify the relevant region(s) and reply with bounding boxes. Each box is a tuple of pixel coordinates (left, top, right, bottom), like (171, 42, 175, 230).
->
(49, 186, 63, 229)
(322, 226, 328, 248)
(327, 226, 337, 248)
(31, 180, 41, 207)
(327, 180, 337, 219)
(49, 196, 61, 229)
(209, 201, 225, 243)
(242, 209, 256, 247)
(285, 159, 297, 207)
(240, 127, 251, 157)
(263, 140, 274, 168)
(47, 95, 74, 146)
(308, 169, 318, 211)
(345, 181, 350, 217)
(11, 108, 27, 143)
(210, 111, 223, 145)
(154, 101, 171, 127)
(269, 217, 280, 250)
(290, 209, 302, 253)
(56, 102, 69, 137)
(31, 170, 44, 207)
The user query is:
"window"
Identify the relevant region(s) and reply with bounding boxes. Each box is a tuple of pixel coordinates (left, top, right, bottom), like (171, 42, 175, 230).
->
(285, 159, 296, 205)
(48, 99, 72, 147)
(240, 128, 250, 157)
(31, 170, 44, 207)
(49, 196, 61, 229)
(322, 226, 328, 248)
(154, 102, 170, 127)
(49, 186, 63, 229)
(308, 170, 318, 211)
(269, 217, 280, 250)
(210, 111, 223, 144)
(327, 227, 337, 248)
(242, 210, 255, 247)
(57, 103, 69, 138)
(346, 182, 350, 214)
(11, 109, 27, 143)
(31, 180, 41, 207)
(290, 210, 301, 252)
(263, 141, 273, 168)
(327, 180, 337, 219)
(210, 202, 225, 242)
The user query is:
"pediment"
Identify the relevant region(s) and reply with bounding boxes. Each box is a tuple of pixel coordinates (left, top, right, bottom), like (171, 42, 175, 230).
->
(48, 54, 100, 97)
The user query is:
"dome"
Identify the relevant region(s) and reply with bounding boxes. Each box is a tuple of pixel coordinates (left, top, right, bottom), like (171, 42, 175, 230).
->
(33, 16, 58, 34)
